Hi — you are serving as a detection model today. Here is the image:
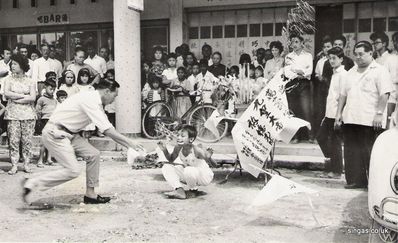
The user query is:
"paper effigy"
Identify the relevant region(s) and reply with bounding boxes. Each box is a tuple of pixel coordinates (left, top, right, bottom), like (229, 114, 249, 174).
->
(231, 69, 310, 177)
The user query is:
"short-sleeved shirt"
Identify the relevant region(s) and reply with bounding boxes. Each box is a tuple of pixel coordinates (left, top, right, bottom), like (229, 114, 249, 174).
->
(66, 63, 99, 80)
(4, 74, 37, 120)
(196, 71, 218, 103)
(84, 54, 107, 77)
(162, 68, 177, 81)
(49, 90, 113, 133)
(59, 84, 80, 97)
(284, 50, 313, 80)
(341, 60, 393, 128)
(325, 66, 346, 119)
(264, 57, 284, 80)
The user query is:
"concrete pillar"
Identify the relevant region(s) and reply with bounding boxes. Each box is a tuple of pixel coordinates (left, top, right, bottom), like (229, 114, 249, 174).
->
(169, 0, 184, 52)
(113, 0, 141, 135)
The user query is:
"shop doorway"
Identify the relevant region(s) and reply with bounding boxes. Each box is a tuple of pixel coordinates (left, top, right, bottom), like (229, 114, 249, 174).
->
(314, 5, 343, 54)
(141, 19, 169, 62)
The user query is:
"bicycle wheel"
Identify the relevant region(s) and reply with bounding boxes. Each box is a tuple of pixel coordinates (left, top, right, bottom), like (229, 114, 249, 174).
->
(142, 101, 174, 139)
(188, 104, 228, 143)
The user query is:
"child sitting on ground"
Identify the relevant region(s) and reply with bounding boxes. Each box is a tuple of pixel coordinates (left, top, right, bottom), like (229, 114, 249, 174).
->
(158, 125, 216, 199)
(36, 78, 57, 167)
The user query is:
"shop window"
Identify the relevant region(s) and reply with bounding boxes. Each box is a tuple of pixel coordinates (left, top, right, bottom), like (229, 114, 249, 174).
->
(10, 34, 37, 55)
(343, 19, 355, 33)
(31, 0, 37, 7)
(262, 23, 273, 36)
(237, 24, 247, 37)
(13, 0, 19, 8)
(275, 23, 285, 36)
(189, 27, 199, 39)
(249, 24, 260, 37)
(358, 19, 371, 33)
(69, 31, 97, 59)
(200, 26, 211, 39)
(212, 26, 223, 39)
(389, 17, 398, 31)
(224, 25, 235, 38)
(41, 32, 66, 62)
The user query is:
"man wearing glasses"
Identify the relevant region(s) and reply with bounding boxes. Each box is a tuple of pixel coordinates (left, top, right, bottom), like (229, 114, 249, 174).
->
(335, 41, 393, 189)
(370, 31, 397, 126)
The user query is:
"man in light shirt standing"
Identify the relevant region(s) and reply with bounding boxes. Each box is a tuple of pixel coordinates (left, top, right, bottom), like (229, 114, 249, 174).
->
(85, 42, 107, 78)
(23, 78, 144, 204)
(335, 41, 393, 189)
(0, 47, 11, 135)
(67, 47, 100, 84)
(99, 46, 114, 71)
(370, 31, 398, 125)
(49, 45, 63, 78)
(284, 33, 314, 143)
(32, 44, 61, 96)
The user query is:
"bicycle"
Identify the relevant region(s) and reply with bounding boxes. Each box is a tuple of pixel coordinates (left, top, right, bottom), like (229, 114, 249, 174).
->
(141, 90, 229, 143)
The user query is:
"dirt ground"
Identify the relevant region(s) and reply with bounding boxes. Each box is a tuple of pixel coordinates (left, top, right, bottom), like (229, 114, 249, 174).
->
(0, 155, 373, 243)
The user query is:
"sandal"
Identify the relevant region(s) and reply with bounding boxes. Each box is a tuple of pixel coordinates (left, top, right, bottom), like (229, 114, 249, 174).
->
(37, 162, 45, 168)
(8, 165, 18, 175)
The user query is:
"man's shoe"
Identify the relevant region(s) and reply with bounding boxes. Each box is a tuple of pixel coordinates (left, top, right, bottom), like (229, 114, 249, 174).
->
(344, 184, 366, 189)
(83, 195, 111, 204)
(164, 187, 187, 199)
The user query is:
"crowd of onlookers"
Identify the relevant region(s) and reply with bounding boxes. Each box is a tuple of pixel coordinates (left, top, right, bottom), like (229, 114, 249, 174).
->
(140, 30, 398, 189)
(0, 42, 115, 174)
(0, 29, 397, 190)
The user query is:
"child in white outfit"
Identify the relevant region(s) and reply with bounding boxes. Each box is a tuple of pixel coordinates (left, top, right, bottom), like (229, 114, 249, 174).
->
(158, 125, 215, 199)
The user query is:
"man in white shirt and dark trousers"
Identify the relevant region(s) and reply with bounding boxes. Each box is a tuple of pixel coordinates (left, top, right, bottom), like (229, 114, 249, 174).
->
(335, 41, 393, 189)
(23, 79, 144, 204)
(284, 33, 313, 143)
(316, 47, 346, 179)
(0, 47, 11, 134)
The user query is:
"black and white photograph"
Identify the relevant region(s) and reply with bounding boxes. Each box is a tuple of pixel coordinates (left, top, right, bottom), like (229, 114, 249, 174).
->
(0, 0, 397, 242)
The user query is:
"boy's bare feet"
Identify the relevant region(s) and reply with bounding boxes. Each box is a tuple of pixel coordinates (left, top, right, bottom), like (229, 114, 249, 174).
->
(8, 165, 18, 175)
(165, 187, 186, 199)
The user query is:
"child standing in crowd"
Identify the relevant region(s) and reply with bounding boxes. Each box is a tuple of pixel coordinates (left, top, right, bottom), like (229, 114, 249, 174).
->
(141, 61, 152, 90)
(36, 79, 57, 167)
(104, 69, 116, 126)
(187, 62, 200, 105)
(141, 74, 166, 109)
(168, 67, 193, 118)
(196, 59, 218, 104)
(59, 70, 79, 97)
(317, 47, 346, 179)
(76, 68, 95, 92)
(158, 125, 215, 199)
(162, 53, 178, 87)
(39, 71, 57, 96)
(252, 66, 266, 98)
(56, 90, 68, 104)
(208, 52, 226, 78)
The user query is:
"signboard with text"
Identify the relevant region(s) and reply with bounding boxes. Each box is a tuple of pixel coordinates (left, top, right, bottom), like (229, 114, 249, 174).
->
(36, 13, 69, 25)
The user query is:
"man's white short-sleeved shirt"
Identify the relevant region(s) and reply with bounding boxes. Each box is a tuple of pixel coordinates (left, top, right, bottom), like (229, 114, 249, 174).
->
(49, 90, 113, 133)
(325, 66, 346, 119)
(341, 60, 393, 128)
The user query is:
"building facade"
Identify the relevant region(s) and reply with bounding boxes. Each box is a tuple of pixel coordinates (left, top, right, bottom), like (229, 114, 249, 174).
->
(0, 0, 397, 133)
